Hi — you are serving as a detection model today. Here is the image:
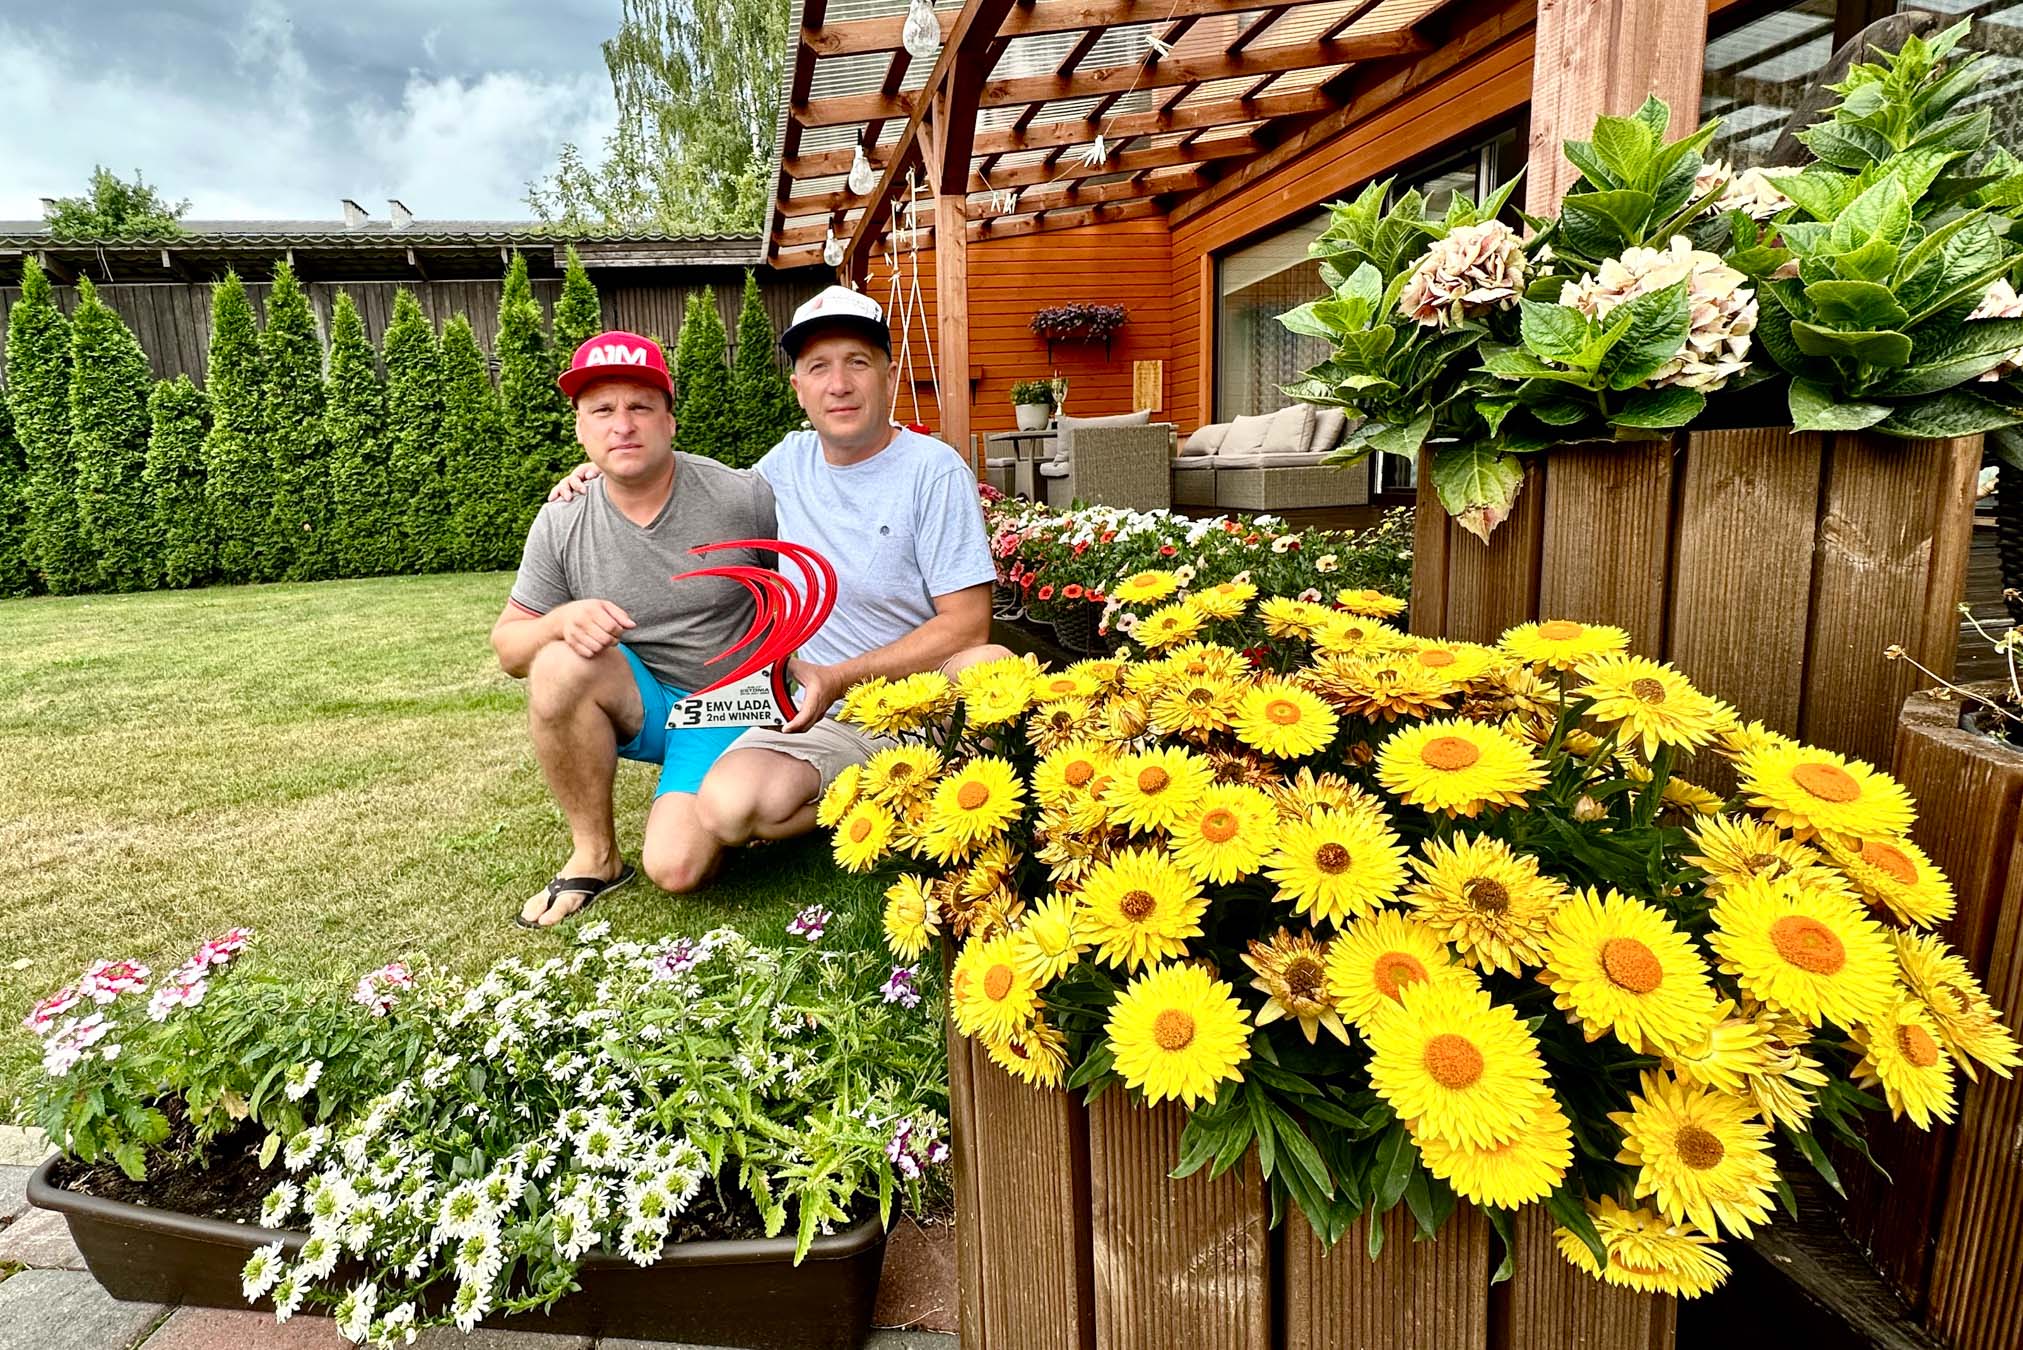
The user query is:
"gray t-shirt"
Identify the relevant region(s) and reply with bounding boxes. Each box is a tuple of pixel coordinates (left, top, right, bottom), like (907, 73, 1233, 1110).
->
(509, 452, 777, 693)
(755, 428, 997, 669)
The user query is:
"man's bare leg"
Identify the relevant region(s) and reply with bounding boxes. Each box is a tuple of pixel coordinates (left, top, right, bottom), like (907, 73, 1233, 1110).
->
(640, 792, 725, 894)
(521, 642, 644, 925)
(641, 749, 821, 894)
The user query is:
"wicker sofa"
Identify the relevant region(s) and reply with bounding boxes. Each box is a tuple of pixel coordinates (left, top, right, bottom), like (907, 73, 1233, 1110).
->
(1170, 404, 1369, 511)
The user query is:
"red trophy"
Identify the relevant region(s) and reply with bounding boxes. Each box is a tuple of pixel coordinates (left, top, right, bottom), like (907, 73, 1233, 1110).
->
(665, 540, 837, 729)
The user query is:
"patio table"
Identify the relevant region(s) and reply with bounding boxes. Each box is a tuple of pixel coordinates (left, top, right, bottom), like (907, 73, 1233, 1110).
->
(983, 429, 1057, 499)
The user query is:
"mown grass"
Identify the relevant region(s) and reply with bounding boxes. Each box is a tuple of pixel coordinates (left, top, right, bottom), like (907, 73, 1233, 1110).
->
(0, 572, 886, 1120)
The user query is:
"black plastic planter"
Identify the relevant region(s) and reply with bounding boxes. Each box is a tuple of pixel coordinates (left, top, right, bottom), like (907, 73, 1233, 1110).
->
(27, 1158, 886, 1349)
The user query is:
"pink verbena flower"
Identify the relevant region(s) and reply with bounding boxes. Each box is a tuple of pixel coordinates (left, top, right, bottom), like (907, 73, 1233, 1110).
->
(23, 986, 81, 1037)
(192, 928, 254, 968)
(81, 959, 150, 1005)
(149, 977, 208, 1021)
(352, 961, 415, 1018)
(786, 906, 832, 943)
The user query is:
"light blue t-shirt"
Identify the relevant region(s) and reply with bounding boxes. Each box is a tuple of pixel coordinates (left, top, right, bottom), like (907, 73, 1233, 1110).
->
(755, 427, 997, 670)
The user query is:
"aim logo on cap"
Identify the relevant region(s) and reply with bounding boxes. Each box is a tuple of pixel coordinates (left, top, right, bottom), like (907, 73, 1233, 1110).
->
(557, 331, 675, 401)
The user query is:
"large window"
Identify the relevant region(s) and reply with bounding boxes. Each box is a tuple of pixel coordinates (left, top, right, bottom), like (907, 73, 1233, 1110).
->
(1212, 126, 1521, 492)
(1701, 0, 1842, 168)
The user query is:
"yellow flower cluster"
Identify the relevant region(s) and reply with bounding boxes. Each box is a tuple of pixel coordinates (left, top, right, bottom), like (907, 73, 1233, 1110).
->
(829, 601, 2018, 1300)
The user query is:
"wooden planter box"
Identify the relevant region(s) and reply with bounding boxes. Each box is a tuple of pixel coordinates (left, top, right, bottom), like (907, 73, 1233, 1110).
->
(1409, 429, 1982, 770)
(1835, 685, 2023, 1350)
(944, 1035, 1669, 1349)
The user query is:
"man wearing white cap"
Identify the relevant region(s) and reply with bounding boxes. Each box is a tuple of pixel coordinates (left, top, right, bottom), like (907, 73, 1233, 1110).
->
(553, 285, 1005, 893)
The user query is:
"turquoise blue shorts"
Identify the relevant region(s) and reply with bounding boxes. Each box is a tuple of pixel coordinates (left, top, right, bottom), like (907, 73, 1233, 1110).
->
(614, 646, 748, 797)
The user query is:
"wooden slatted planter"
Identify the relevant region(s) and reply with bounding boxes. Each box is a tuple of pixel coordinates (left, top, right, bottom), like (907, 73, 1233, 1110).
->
(1409, 430, 1983, 770)
(1836, 686, 2023, 1349)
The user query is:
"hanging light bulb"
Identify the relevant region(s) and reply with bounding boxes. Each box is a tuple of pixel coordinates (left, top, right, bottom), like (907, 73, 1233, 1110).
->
(823, 227, 845, 268)
(1078, 134, 1110, 169)
(847, 144, 877, 196)
(901, 0, 941, 62)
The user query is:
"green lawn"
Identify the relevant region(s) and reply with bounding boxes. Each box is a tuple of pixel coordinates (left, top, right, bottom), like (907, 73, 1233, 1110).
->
(0, 572, 885, 1120)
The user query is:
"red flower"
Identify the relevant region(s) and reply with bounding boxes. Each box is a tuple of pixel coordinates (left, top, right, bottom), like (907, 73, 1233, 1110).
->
(1021, 574, 1034, 589)
(1159, 545, 1178, 557)
(1244, 534, 1260, 545)
(1073, 542, 1089, 556)
(1089, 591, 1107, 603)
(1243, 647, 1268, 665)
(1063, 584, 1084, 599)
(1100, 530, 1116, 543)
(1038, 584, 1056, 600)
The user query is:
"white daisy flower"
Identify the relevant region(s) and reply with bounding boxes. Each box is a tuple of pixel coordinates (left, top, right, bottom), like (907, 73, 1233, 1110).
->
(240, 1242, 285, 1300)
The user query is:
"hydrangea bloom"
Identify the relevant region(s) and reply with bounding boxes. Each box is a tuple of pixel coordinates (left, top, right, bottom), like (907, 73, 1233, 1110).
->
(1398, 221, 1528, 329)
(1560, 236, 1756, 392)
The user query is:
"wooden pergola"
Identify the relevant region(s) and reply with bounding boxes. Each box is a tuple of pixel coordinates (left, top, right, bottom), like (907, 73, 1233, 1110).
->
(764, 0, 1719, 452)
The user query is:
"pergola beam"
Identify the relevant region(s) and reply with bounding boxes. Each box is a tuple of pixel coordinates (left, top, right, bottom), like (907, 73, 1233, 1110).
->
(967, 166, 1203, 217)
(803, 0, 1308, 58)
(799, 27, 1423, 126)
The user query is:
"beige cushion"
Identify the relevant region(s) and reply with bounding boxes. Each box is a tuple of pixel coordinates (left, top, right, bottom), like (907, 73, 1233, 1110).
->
(1308, 408, 1347, 454)
(1262, 404, 1316, 454)
(1180, 423, 1230, 457)
(1219, 412, 1277, 457)
(1057, 409, 1153, 434)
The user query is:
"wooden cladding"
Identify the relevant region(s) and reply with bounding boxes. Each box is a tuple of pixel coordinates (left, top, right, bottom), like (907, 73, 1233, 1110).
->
(1409, 431, 1984, 772)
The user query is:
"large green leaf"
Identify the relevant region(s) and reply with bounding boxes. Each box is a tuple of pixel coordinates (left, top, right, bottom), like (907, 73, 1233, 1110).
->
(1803, 280, 1910, 333)
(1830, 177, 1911, 254)
(1519, 299, 1593, 364)
(1788, 376, 1892, 431)
(1363, 407, 1435, 459)
(1610, 385, 1705, 429)
(1772, 169, 1855, 223)
(1431, 443, 1526, 542)
(1790, 321, 1914, 367)
(1278, 301, 1339, 341)
(1877, 318, 2023, 396)
(1797, 121, 1885, 170)
(1560, 189, 1656, 253)
(1876, 388, 2023, 439)
(1603, 279, 1692, 390)
(1480, 344, 1601, 387)
(1591, 114, 1658, 185)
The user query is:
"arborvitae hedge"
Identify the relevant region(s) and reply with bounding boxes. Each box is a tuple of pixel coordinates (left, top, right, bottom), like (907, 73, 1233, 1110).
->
(732, 270, 799, 466)
(441, 315, 513, 571)
(0, 401, 32, 598)
(674, 290, 736, 466)
(382, 289, 451, 573)
(202, 270, 270, 583)
(145, 375, 212, 588)
(323, 293, 392, 578)
(260, 262, 328, 581)
(554, 246, 601, 360)
(6, 258, 91, 592)
(497, 254, 567, 530)
(68, 279, 155, 591)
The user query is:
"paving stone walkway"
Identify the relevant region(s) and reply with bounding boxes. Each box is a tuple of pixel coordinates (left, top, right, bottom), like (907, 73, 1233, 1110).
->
(0, 1161, 957, 1350)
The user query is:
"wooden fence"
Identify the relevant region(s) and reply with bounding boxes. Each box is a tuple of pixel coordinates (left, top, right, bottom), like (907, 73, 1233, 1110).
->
(0, 271, 826, 387)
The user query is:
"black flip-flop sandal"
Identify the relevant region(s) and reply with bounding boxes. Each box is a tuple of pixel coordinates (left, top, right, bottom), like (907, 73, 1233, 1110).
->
(515, 862, 637, 929)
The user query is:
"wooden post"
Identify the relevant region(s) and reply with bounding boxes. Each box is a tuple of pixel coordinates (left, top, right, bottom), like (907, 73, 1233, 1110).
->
(935, 191, 972, 466)
(1087, 1093, 1271, 1349)
(1525, 0, 1711, 213)
(1536, 442, 1675, 654)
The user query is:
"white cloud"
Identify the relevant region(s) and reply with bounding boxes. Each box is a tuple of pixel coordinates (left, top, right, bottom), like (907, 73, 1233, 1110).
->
(0, 1, 616, 223)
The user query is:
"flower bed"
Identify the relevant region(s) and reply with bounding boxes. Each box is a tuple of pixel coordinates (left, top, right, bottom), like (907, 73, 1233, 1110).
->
(22, 916, 948, 1347)
(813, 603, 2017, 1342)
(986, 494, 1415, 654)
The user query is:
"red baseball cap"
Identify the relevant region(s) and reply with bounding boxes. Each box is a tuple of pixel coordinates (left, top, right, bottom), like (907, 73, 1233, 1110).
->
(557, 331, 675, 401)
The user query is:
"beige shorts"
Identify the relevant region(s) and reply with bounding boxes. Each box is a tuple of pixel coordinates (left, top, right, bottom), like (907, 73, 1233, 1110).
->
(730, 718, 897, 799)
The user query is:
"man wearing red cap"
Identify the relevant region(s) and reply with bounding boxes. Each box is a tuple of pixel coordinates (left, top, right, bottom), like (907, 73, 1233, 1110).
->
(548, 286, 1006, 896)
(489, 331, 777, 926)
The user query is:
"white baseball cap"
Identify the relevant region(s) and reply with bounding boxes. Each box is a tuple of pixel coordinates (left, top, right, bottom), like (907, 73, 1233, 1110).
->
(779, 285, 892, 359)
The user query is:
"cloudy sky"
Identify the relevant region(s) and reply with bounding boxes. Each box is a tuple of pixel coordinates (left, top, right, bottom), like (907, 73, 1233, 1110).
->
(0, 0, 624, 224)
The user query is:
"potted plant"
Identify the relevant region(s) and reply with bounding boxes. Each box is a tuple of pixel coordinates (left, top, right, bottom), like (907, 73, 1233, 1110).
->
(1031, 303, 1129, 359)
(21, 917, 948, 1349)
(1010, 379, 1056, 431)
(823, 607, 2014, 1346)
(1284, 22, 2022, 769)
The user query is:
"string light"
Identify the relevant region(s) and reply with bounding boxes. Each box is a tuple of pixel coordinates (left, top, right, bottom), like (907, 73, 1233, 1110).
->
(902, 0, 941, 61)
(847, 144, 878, 195)
(823, 227, 845, 267)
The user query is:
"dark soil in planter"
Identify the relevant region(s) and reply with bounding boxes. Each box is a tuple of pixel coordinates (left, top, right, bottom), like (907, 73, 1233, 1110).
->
(1960, 691, 2022, 744)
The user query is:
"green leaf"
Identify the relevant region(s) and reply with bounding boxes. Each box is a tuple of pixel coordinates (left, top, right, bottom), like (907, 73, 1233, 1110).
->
(1788, 376, 1892, 432)
(1519, 299, 1593, 363)
(1591, 115, 1657, 184)
(1481, 345, 1600, 386)
(1790, 322, 1914, 367)
(1526, 396, 1593, 427)
(1797, 120, 1886, 170)
(112, 1140, 147, 1183)
(1783, 1125, 1846, 1199)
(1772, 169, 1854, 223)
(1877, 388, 2023, 439)
(1830, 177, 1911, 254)
(1602, 278, 1691, 389)
(1371, 1121, 1416, 1215)
(1804, 280, 1910, 332)
(1430, 444, 1526, 542)
(1560, 139, 1616, 192)
(1487, 1207, 1517, 1285)
(1879, 318, 2023, 396)
(259, 1131, 282, 1169)
(1278, 301, 1338, 341)
(1364, 408, 1434, 460)
(1610, 385, 1704, 429)
(1560, 189, 1657, 254)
